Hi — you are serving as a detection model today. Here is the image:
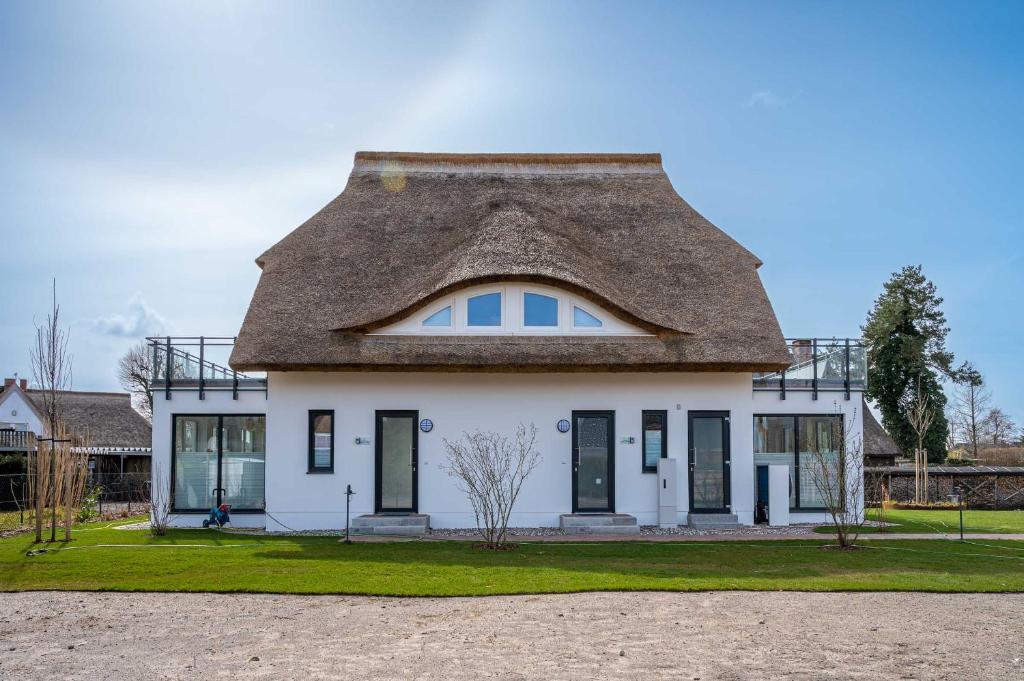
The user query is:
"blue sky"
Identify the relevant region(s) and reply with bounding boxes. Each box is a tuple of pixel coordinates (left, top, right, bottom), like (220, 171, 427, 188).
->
(1, 1, 1021, 423)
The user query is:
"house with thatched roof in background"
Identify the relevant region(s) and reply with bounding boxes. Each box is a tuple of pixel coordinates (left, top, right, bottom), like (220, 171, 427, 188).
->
(0, 377, 151, 480)
(149, 152, 868, 534)
(862, 400, 902, 467)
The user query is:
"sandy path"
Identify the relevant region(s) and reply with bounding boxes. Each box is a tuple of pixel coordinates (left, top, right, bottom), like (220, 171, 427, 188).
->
(1, 591, 1021, 680)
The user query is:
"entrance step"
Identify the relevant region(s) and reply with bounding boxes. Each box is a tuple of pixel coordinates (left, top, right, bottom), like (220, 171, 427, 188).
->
(559, 513, 640, 535)
(687, 513, 741, 529)
(352, 513, 430, 536)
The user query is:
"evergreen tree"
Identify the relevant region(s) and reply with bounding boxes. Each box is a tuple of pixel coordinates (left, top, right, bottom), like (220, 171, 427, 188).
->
(863, 265, 955, 463)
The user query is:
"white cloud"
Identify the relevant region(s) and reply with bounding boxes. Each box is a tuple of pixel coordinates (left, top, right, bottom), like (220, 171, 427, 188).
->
(93, 294, 168, 338)
(745, 90, 788, 109)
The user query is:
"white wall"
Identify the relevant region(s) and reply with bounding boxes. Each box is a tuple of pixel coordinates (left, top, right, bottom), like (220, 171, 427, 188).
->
(153, 375, 865, 530)
(264, 372, 759, 530)
(0, 388, 44, 435)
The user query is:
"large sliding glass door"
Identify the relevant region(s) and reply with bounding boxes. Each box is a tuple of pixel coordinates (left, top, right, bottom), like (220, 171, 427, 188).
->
(172, 414, 266, 512)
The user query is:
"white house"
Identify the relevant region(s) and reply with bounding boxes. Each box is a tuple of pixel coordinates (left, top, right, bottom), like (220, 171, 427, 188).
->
(151, 152, 865, 533)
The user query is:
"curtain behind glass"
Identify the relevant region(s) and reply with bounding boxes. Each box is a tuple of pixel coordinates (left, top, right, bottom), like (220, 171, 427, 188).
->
(798, 416, 841, 508)
(221, 416, 266, 510)
(173, 416, 218, 510)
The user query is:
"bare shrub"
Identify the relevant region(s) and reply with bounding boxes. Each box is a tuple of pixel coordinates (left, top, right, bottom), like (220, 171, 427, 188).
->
(442, 423, 541, 549)
(804, 410, 865, 549)
(149, 462, 171, 536)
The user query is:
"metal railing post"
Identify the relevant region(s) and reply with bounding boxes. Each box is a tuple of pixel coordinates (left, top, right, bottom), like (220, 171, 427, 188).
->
(198, 335, 206, 401)
(844, 338, 851, 401)
(811, 338, 818, 401)
(165, 336, 172, 400)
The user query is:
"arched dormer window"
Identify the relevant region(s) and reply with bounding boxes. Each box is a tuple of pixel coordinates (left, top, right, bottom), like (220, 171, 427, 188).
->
(370, 282, 650, 336)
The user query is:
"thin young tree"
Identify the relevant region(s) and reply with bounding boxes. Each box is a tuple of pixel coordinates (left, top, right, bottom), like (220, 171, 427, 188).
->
(952, 364, 989, 459)
(442, 423, 541, 549)
(804, 411, 865, 549)
(29, 279, 73, 542)
(903, 379, 936, 504)
(118, 341, 154, 421)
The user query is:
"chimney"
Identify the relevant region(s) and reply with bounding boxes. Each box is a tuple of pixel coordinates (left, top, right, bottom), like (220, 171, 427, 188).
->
(19, 379, 27, 390)
(3, 378, 14, 389)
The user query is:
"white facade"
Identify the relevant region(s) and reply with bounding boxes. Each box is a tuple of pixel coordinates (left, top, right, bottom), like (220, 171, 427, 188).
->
(153, 371, 863, 530)
(0, 384, 44, 435)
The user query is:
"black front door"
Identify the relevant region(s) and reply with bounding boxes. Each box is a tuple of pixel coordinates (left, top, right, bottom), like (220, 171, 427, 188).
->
(688, 411, 731, 513)
(375, 411, 418, 513)
(572, 411, 614, 513)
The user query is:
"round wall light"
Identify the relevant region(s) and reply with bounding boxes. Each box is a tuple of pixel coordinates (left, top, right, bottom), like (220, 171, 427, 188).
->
(419, 419, 434, 433)
(557, 419, 570, 433)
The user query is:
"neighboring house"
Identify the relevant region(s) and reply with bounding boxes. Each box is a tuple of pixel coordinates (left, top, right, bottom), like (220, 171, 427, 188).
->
(0, 378, 151, 478)
(151, 152, 867, 533)
(862, 401, 902, 467)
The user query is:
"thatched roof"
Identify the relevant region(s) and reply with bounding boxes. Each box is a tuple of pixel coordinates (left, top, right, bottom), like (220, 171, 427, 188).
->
(27, 390, 151, 449)
(231, 152, 790, 372)
(862, 400, 901, 457)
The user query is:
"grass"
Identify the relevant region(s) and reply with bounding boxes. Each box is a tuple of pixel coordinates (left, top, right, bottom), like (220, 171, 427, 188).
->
(1, 519, 1022, 595)
(814, 508, 1024, 535)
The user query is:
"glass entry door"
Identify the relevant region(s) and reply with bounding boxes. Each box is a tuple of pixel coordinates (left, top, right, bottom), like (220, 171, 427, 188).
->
(688, 411, 731, 513)
(375, 411, 418, 513)
(572, 411, 615, 513)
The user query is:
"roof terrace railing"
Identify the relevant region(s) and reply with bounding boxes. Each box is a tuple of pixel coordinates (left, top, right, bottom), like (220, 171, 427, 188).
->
(753, 338, 866, 401)
(146, 336, 267, 400)
(0, 430, 34, 452)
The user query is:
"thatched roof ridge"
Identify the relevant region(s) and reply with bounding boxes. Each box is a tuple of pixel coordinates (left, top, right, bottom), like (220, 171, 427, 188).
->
(232, 152, 789, 371)
(27, 390, 151, 449)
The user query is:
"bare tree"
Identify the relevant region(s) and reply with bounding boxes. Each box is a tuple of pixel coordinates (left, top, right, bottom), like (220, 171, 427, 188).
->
(951, 365, 989, 458)
(982, 408, 1018, 447)
(30, 279, 72, 436)
(804, 411, 865, 548)
(903, 379, 936, 504)
(442, 423, 541, 549)
(118, 341, 153, 421)
(29, 280, 73, 542)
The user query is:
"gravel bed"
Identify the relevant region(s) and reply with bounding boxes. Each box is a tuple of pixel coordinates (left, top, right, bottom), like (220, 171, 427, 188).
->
(2, 591, 1021, 680)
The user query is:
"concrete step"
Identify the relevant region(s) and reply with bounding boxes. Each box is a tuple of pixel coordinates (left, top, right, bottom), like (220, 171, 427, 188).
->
(687, 513, 741, 529)
(352, 513, 430, 535)
(559, 513, 640, 535)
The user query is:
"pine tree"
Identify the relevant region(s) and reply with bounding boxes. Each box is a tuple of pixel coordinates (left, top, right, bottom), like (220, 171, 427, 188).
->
(863, 265, 955, 463)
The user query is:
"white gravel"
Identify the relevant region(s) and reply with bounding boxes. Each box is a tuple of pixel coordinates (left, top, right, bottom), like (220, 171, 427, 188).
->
(1, 591, 1020, 680)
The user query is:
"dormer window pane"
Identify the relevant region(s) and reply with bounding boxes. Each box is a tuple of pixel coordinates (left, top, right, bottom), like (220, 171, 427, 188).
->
(423, 306, 452, 327)
(573, 306, 602, 328)
(467, 293, 501, 326)
(523, 293, 558, 327)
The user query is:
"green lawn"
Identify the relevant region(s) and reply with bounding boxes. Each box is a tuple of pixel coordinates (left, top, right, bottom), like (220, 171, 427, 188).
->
(1, 521, 1022, 595)
(815, 508, 1024, 535)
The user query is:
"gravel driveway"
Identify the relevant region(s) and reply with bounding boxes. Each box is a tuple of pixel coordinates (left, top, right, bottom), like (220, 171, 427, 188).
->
(1, 591, 1021, 680)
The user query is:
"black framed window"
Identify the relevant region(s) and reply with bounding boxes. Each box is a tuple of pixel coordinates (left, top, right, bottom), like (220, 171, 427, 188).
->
(641, 410, 667, 473)
(308, 410, 334, 473)
(753, 414, 842, 510)
(171, 414, 265, 512)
